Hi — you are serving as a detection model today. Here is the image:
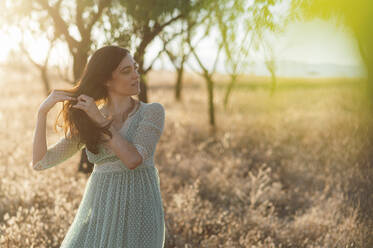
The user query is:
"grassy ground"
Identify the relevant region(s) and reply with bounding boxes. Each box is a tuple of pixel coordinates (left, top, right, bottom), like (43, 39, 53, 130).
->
(0, 66, 372, 247)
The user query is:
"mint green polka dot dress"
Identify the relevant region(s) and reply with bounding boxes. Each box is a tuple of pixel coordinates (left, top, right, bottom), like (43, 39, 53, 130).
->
(33, 101, 166, 248)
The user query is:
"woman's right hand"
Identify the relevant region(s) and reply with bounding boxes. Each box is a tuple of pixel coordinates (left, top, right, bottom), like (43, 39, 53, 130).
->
(39, 89, 76, 114)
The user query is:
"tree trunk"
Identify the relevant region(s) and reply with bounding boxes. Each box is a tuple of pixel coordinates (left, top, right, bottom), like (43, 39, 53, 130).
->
(138, 77, 148, 103)
(206, 77, 215, 126)
(134, 44, 149, 103)
(175, 65, 184, 101)
(41, 68, 51, 95)
(72, 51, 88, 82)
(269, 70, 277, 97)
(223, 74, 237, 110)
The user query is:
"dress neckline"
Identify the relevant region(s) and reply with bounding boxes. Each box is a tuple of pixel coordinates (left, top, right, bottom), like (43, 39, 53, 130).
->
(98, 101, 143, 154)
(99, 100, 144, 132)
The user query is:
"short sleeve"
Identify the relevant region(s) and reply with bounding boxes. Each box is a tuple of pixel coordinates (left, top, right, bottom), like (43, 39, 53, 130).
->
(132, 103, 165, 163)
(32, 134, 85, 171)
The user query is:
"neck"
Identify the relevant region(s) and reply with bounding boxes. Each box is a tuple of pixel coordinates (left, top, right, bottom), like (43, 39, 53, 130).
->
(106, 95, 133, 116)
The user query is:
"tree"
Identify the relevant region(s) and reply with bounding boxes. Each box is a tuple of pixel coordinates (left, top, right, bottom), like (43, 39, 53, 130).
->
(185, 0, 291, 126)
(216, 0, 291, 108)
(159, 21, 192, 102)
(185, 3, 222, 127)
(0, 0, 190, 98)
(103, 0, 191, 102)
(0, 0, 210, 173)
(19, 29, 57, 95)
(262, 38, 278, 97)
(0, 0, 114, 89)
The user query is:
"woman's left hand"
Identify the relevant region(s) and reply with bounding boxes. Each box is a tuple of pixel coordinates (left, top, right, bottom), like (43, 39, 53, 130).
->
(72, 94, 106, 125)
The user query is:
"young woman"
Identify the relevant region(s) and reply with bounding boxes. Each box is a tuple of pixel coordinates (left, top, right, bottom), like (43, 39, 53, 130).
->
(31, 45, 166, 247)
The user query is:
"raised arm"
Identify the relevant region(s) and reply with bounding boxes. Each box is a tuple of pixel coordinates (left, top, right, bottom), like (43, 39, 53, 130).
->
(31, 89, 80, 171)
(132, 102, 165, 163)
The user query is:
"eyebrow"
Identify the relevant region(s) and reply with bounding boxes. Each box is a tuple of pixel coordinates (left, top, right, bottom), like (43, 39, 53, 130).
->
(121, 63, 138, 70)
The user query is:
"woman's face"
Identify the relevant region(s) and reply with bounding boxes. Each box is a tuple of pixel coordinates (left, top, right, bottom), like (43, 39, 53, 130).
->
(106, 54, 140, 96)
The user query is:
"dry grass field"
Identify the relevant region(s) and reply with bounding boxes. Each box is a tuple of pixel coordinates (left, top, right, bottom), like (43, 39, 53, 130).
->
(0, 65, 372, 247)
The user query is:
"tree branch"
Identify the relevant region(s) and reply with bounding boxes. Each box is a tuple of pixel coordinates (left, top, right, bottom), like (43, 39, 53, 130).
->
(150, 13, 184, 41)
(144, 49, 164, 74)
(86, 0, 112, 35)
(35, 0, 79, 50)
(76, 0, 86, 37)
(19, 31, 56, 69)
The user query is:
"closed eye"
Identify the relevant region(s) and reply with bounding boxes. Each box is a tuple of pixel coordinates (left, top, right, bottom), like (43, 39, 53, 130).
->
(122, 64, 139, 73)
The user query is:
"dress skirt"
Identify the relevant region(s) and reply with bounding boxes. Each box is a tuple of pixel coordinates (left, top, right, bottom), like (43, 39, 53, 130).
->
(60, 162, 165, 248)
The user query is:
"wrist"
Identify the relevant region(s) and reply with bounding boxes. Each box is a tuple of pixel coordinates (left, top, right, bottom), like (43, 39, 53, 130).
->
(102, 125, 117, 145)
(97, 116, 111, 128)
(37, 108, 49, 118)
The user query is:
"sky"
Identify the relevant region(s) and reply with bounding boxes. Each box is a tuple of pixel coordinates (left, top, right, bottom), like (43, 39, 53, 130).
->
(0, 17, 366, 77)
(265, 18, 363, 66)
(147, 17, 365, 76)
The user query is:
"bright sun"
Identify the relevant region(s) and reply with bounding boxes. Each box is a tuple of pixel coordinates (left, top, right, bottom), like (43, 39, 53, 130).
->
(0, 26, 52, 63)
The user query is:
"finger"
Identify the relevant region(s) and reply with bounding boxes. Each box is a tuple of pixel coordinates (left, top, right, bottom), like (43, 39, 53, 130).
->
(77, 95, 89, 103)
(72, 105, 85, 112)
(65, 95, 76, 100)
(58, 94, 76, 101)
(77, 98, 89, 106)
(64, 93, 76, 98)
(62, 91, 75, 96)
(57, 95, 76, 102)
(64, 97, 76, 102)
(79, 94, 93, 102)
(77, 96, 89, 104)
(72, 102, 86, 110)
(55, 90, 75, 96)
(75, 101, 87, 109)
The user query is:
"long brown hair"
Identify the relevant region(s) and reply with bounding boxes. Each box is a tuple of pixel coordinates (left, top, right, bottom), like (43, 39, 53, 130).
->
(54, 45, 131, 154)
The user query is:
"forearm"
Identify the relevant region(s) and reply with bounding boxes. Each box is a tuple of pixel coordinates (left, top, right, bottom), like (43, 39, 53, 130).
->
(104, 125, 142, 170)
(32, 110, 48, 168)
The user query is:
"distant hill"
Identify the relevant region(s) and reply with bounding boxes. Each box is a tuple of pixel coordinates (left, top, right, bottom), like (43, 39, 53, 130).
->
(247, 60, 367, 78)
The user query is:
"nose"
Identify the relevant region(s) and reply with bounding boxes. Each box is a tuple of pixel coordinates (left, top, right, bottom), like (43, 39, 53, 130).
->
(132, 69, 139, 79)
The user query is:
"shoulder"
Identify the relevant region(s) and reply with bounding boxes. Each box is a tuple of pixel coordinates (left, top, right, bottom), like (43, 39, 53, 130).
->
(141, 102, 165, 124)
(143, 102, 165, 116)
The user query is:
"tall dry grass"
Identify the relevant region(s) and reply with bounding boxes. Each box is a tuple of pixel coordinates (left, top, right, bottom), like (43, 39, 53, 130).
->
(0, 66, 372, 247)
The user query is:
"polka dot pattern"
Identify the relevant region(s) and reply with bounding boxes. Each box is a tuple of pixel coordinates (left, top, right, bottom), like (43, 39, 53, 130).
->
(60, 166, 165, 248)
